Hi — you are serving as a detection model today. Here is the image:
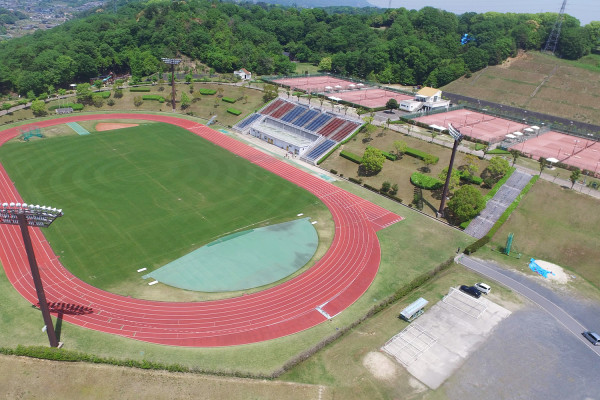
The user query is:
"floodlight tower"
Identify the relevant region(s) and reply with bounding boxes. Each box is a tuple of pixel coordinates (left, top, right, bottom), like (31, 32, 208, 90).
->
(437, 124, 463, 218)
(161, 57, 182, 112)
(0, 202, 63, 347)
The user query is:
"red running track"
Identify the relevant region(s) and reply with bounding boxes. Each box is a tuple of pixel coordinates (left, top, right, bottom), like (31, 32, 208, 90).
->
(0, 114, 402, 347)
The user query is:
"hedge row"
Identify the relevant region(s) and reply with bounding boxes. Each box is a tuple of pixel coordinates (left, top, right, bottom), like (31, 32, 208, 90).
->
(458, 170, 483, 185)
(227, 108, 242, 115)
(410, 172, 443, 190)
(93, 91, 111, 99)
(222, 97, 236, 103)
(129, 87, 151, 92)
(198, 88, 217, 95)
(48, 103, 84, 111)
(464, 175, 538, 255)
(405, 147, 439, 163)
(317, 143, 341, 165)
(486, 148, 511, 155)
(142, 95, 165, 103)
(340, 150, 362, 164)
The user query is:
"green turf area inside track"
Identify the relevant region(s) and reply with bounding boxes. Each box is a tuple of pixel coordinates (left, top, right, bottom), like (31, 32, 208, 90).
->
(0, 122, 325, 293)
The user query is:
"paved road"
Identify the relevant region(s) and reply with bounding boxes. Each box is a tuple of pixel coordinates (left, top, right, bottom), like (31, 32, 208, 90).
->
(458, 255, 600, 357)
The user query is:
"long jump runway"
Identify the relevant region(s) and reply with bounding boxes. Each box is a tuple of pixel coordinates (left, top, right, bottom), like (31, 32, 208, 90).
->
(0, 113, 402, 347)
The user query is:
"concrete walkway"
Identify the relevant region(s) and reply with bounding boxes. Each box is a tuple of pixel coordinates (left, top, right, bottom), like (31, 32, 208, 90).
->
(464, 170, 533, 238)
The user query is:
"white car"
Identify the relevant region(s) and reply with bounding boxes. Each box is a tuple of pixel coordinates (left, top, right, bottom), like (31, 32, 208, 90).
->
(474, 282, 491, 294)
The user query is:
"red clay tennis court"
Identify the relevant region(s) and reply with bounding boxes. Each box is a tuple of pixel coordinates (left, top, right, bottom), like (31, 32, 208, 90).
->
(510, 130, 600, 173)
(272, 76, 357, 93)
(414, 109, 528, 143)
(331, 88, 413, 109)
(0, 114, 403, 347)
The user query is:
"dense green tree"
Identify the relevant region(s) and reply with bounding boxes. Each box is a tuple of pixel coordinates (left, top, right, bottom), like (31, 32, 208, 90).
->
(360, 147, 385, 175)
(484, 156, 510, 182)
(570, 168, 581, 189)
(76, 83, 93, 105)
(385, 98, 399, 111)
(30, 99, 47, 117)
(447, 185, 485, 223)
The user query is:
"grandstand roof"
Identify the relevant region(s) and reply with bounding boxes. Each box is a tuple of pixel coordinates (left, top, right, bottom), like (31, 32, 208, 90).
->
(255, 120, 315, 147)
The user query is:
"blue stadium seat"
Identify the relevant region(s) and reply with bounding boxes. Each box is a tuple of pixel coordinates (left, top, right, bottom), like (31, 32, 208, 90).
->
(280, 106, 306, 123)
(292, 109, 319, 127)
(236, 113, 261, 129)
(306, 139, 336, 161)
(305, 114, 332, 132)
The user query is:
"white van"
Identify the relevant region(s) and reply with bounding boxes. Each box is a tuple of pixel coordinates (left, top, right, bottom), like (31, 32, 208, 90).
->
(474, 282, 491, 294)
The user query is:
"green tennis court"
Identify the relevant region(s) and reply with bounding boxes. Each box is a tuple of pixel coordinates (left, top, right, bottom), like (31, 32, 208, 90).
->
(143, 218, 318, 292)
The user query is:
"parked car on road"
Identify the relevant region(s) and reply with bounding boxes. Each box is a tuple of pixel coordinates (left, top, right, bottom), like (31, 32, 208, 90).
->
(459, 285, 482, 299)
(582, 331, 600, 346)
(474, 282, 491, 294)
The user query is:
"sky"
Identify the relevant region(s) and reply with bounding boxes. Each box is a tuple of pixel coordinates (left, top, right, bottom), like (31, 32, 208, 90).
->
(367, 0, 599, 26)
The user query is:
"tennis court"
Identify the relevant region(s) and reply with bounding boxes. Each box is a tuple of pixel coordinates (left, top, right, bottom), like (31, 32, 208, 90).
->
(510, 130, 600, 173)
(272, 76, 358, 93)
(332, 88, 413, 109)
(414, 109, 528, 143)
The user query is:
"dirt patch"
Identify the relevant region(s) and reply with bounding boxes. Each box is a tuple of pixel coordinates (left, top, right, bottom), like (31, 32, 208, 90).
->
(363, 352, 397, 380)
(498, 50, 529, 69)
(95, 122, 139, 131)
(534, 260, 570, 284)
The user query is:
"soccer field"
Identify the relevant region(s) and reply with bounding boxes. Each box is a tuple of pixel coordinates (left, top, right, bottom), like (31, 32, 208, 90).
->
(0, 122, 326, 292)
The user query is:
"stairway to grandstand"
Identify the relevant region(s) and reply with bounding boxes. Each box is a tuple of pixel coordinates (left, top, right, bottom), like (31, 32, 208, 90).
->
(303, 139, 337, 163)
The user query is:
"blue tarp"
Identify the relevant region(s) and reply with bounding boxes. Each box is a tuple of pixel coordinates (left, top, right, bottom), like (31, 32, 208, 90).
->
(529, 258, 554, 278)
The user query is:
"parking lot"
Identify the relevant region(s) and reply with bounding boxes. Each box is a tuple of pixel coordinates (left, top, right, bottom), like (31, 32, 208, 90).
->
(382, 287, 511, 389)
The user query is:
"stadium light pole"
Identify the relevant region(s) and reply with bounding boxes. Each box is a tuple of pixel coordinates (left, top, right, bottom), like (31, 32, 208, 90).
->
(0, 202, 63, 347)
(161, 57, 181, 112)
(437, 124, 463, 218)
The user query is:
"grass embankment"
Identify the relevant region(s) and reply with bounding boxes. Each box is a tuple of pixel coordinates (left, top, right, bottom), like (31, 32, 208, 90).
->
(443, 51, 600, 125)
(486, 179, 600, 288)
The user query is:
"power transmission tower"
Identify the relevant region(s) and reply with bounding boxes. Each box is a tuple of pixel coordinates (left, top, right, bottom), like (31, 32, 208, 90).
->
(543, 0, 568, 55)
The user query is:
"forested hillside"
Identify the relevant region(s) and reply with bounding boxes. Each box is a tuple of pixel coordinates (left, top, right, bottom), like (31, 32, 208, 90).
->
(0, 0, 598, 96)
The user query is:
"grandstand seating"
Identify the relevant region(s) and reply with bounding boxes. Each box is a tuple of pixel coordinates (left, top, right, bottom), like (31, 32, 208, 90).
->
(305, 114, 332, 132)
(261, 98, 285, 115)
(280, 105, 307, 123)
(318, 118, 345, 137)
(271, 102, 295, 119)
(292, 109, 319, 127)
(305, 139, 336, 162)
(330, 121, 360, 142)
(236, 113, 261, 130)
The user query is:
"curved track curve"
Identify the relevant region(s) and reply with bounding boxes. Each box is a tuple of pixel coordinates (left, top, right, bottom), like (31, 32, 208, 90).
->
(0, 114, 402, 346)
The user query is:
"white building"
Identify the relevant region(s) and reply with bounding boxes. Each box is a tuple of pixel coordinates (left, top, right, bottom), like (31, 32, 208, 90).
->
(234, 68, 252, 80)
(414, 87, 450, 110)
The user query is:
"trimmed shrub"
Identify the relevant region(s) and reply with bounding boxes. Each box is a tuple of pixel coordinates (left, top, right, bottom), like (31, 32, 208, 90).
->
(405, 147, 439, 163)
(486, 148, 511, 155)
(199, 88, 217, 95)
(129, 87, 151, 92)
(363, 183, 380, 193)
(227, 108, 242, 115)
(458, 170, 483, 185)
(222, 97, 236, 103)
(464, 235, 491, 255)
(330, 169, 338, 174)
(340, 150, 362, 164)
(348, 177, 362, 184)
(142, 95, 165, 103)
(410, 172, 443, 190)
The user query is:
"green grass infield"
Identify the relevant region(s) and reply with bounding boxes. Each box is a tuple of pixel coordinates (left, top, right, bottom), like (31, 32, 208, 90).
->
(0, 122, 325, 293)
